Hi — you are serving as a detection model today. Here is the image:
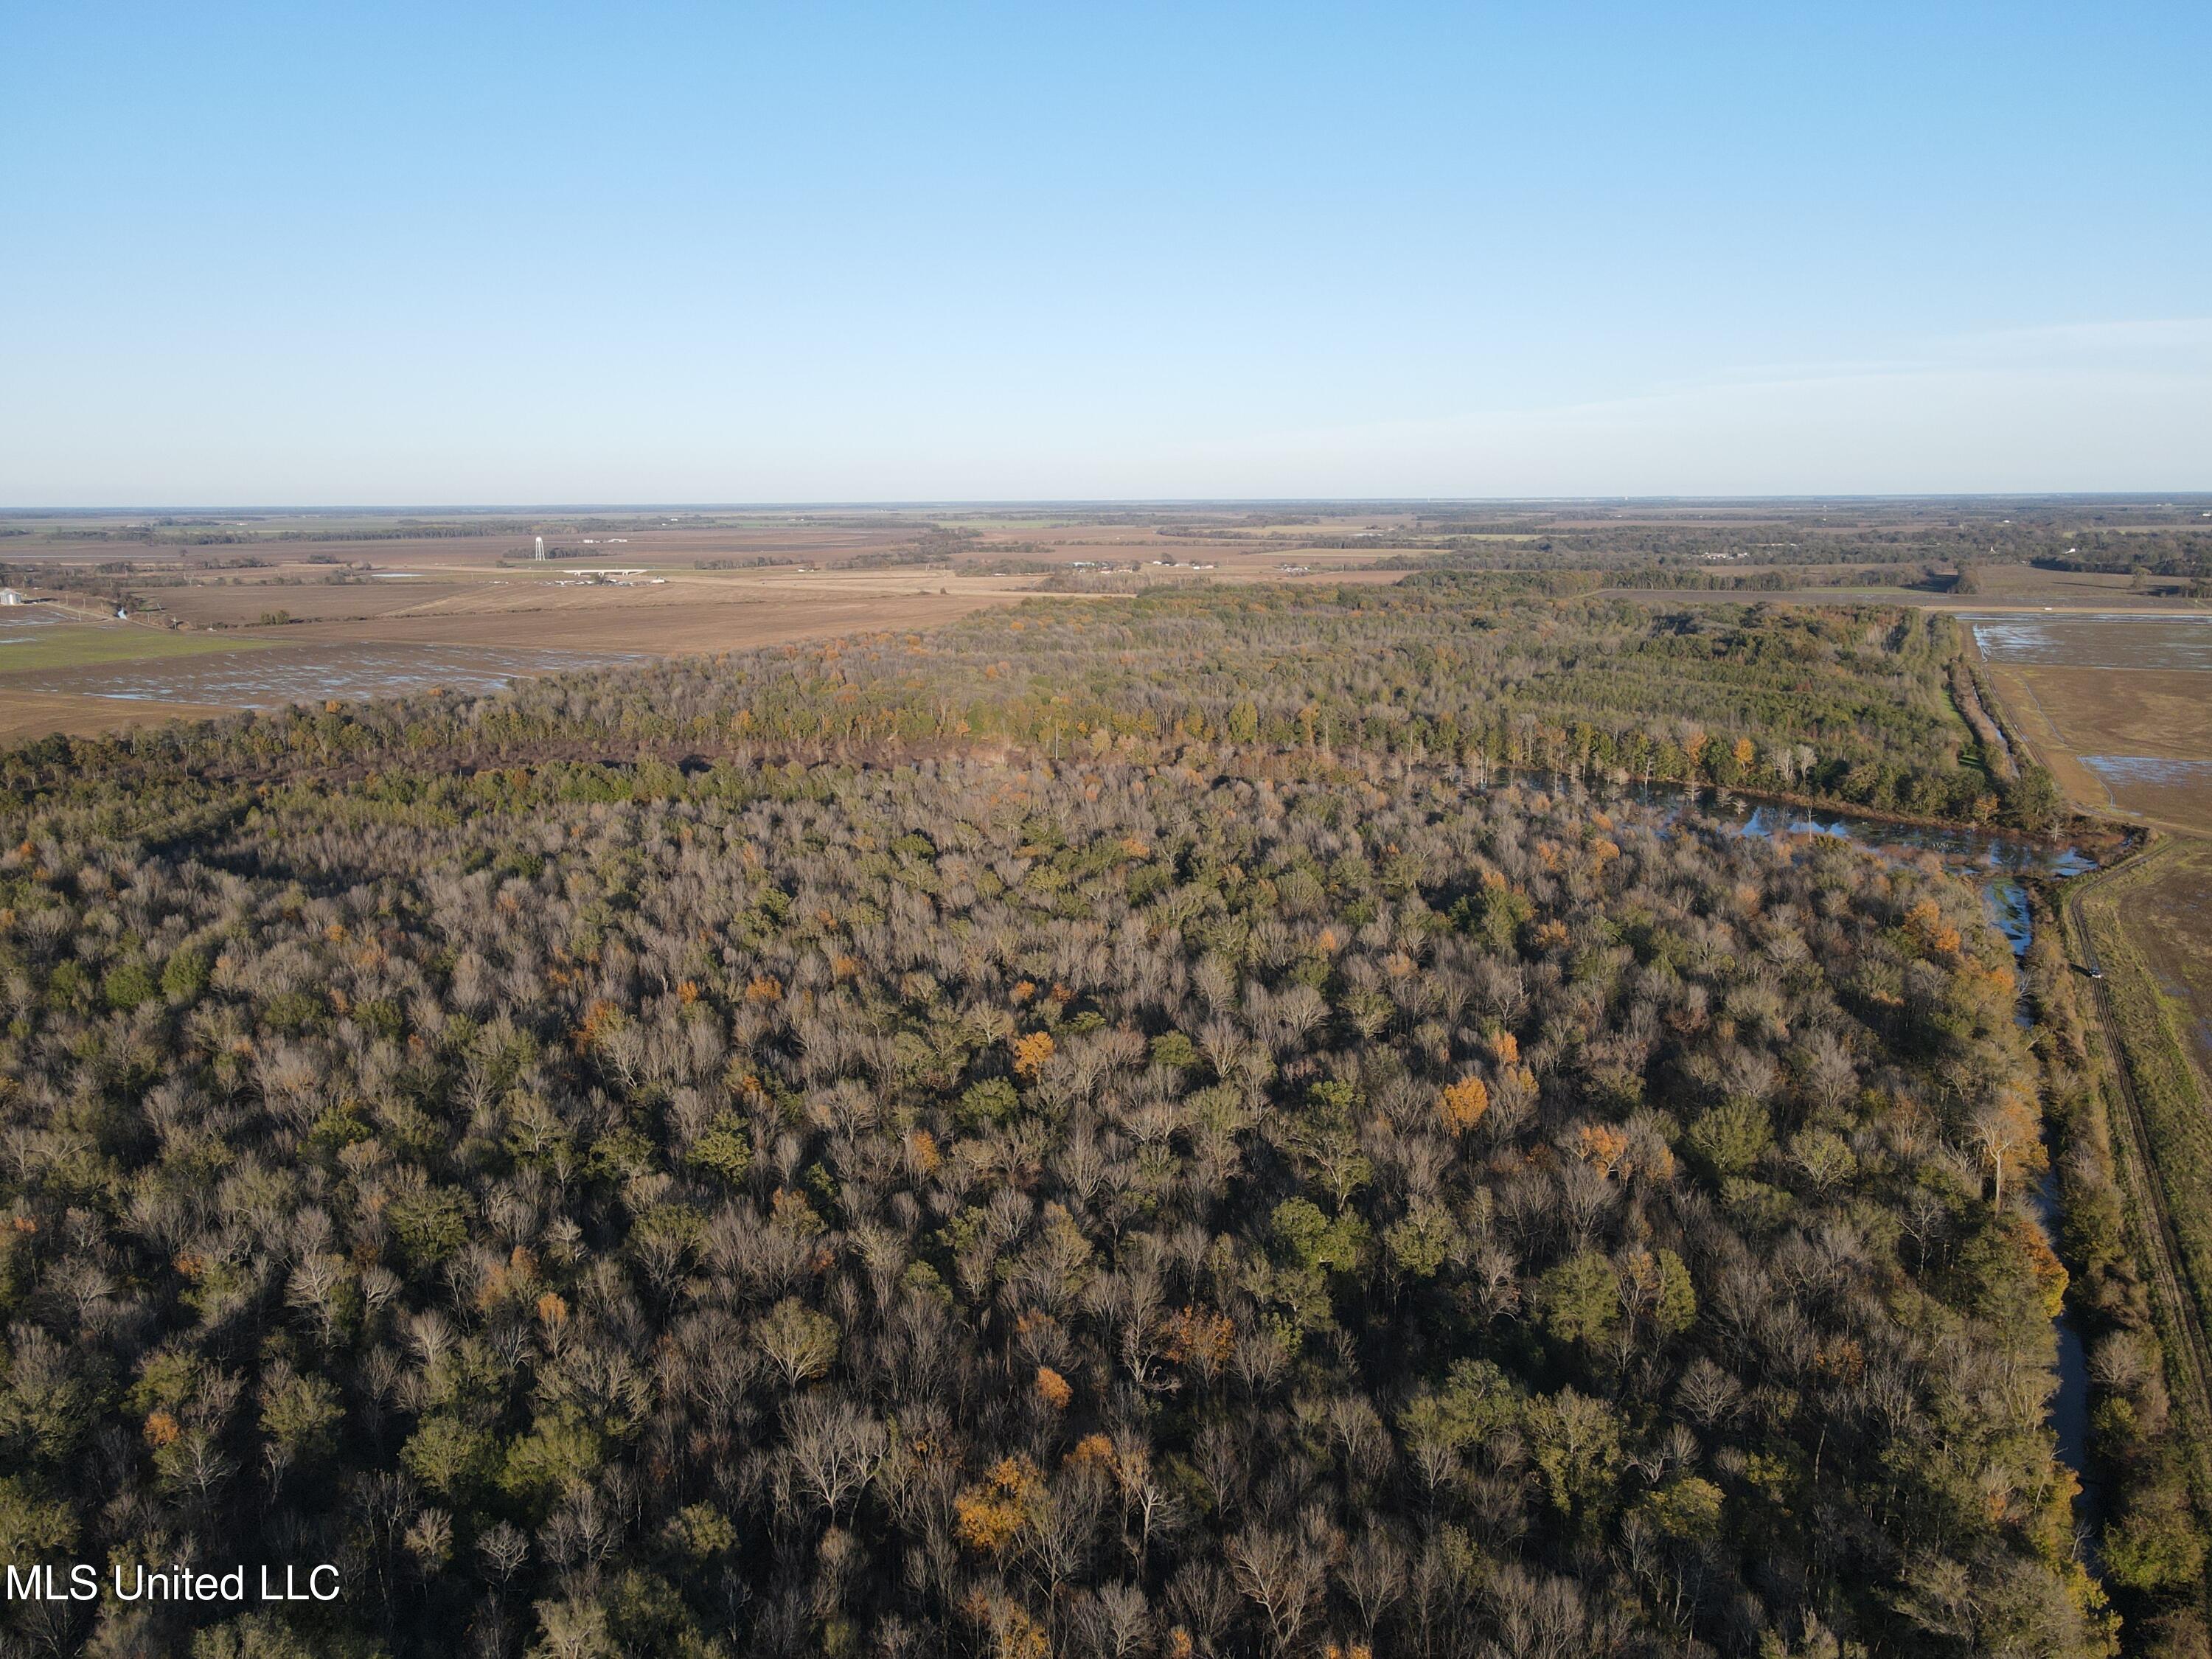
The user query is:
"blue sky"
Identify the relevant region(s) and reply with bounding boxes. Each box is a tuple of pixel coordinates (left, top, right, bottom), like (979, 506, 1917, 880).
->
(3, 1, 2206, 504)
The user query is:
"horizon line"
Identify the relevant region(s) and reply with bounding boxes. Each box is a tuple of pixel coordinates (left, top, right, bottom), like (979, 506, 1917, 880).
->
(7, 491, 2212, 517)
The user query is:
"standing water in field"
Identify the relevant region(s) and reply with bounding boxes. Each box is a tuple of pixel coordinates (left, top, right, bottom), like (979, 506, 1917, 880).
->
(1963, 612, 2212, 673)
(4, 641, 650, 709)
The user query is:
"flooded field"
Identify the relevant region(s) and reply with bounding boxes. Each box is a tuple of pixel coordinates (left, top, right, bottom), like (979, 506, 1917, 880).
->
(0, 577, 1033, 737)
(4, 641, 648, 709)
(0, 605, 66, 644)
(2084, 756, 2212, 788)
(1968, 611, 2212, 830)
(2074, 757, 2212, 832)
(1965, 612, 2212, 672)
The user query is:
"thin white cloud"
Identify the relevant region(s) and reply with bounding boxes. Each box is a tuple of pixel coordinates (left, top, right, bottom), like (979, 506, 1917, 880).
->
(1141, 321, 2212, 498)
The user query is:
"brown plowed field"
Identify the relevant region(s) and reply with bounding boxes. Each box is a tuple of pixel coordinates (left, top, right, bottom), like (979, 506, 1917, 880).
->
(0, 689, 242, 742)
(257, 580, 1033, 653)
(1980, 661, 2212, 831)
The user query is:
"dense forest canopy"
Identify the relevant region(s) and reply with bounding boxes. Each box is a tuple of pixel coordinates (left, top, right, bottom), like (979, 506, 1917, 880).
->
(2, 585, 2059, 835)
(1379, 526, 2212, 578)
(0, 584, 2126, 1658)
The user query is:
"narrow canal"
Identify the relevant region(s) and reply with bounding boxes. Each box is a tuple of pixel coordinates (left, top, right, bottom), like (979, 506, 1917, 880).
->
(1652, 791, 2103, 1528)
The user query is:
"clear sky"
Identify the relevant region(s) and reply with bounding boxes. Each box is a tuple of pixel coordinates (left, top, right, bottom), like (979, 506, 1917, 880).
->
(4, 1, 2207, 504)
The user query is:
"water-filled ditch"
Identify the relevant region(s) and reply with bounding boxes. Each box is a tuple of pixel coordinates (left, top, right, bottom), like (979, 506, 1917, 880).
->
(1672, 792, 2101, 1529)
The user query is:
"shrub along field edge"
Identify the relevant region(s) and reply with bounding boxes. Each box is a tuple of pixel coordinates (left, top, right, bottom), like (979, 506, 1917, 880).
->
(2030, 886, 2212, 1639)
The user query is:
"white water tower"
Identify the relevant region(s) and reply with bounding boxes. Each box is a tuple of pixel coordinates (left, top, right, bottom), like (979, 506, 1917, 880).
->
(534, 535, 546, 561)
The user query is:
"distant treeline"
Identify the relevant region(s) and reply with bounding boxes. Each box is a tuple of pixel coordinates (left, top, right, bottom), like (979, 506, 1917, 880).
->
(1333, 519, 2212, 575)
(1387, 564, 1935, 591)
(2031, 541, 2212, 581)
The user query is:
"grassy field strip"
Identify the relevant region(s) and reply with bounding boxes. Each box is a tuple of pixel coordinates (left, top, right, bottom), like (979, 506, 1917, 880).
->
(0, 618, 269, 675)
(2067, 841, 2212, 1498)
